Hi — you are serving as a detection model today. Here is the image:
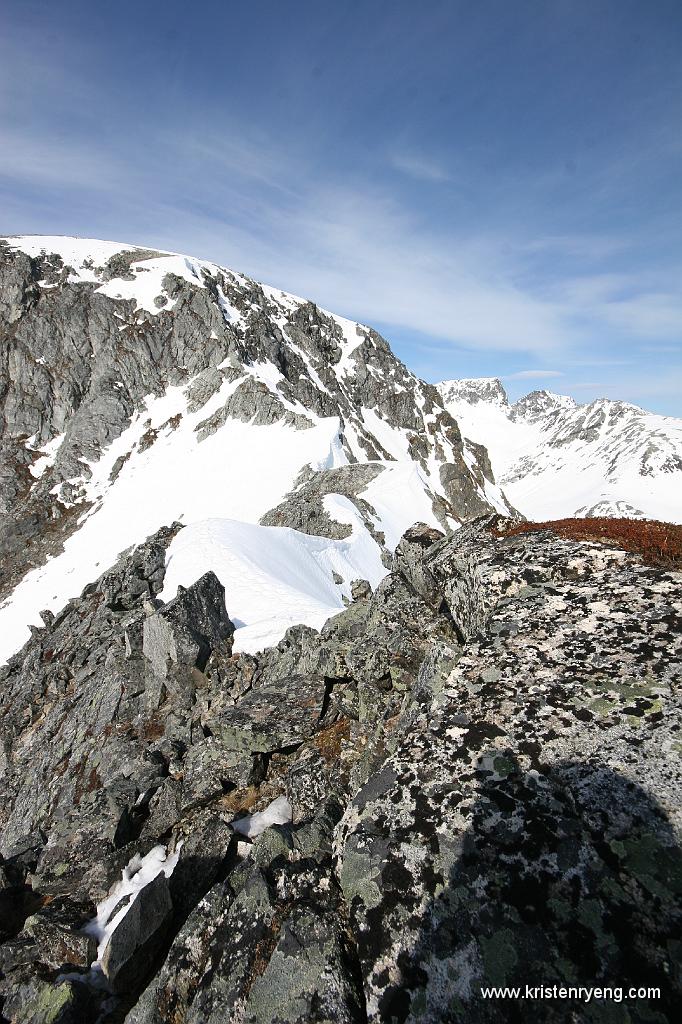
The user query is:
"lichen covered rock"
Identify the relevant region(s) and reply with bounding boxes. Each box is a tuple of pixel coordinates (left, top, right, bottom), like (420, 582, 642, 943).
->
(0, 517, 680, 1022)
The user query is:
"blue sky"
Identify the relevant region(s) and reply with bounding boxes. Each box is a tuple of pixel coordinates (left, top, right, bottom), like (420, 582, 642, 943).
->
(2, 0, 681, 414)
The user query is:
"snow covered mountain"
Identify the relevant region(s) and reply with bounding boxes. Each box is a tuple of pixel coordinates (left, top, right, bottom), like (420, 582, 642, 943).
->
(0, 236, 513, 663)
(437, 377, 682, 523)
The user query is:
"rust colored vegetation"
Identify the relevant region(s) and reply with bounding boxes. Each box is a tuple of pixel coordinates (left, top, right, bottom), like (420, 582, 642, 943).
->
(494, 517, 682, 569)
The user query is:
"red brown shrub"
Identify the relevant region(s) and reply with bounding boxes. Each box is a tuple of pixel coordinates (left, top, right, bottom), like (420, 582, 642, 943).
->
(493, 517, 682, 570)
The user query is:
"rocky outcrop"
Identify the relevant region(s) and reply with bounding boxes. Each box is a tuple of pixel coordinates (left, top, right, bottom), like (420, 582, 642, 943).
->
(141, 572, 234, 677)
(0, 517, 679, 1022)
(260, 464, 386, 542)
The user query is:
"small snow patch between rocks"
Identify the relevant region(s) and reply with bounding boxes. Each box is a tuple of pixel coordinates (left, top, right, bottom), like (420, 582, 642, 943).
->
(84, 843, 181, 966)
(231, 795, 293, 839)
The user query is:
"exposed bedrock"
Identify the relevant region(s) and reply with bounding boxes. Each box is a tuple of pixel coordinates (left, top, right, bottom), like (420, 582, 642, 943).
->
(0, 518, 680, 1022)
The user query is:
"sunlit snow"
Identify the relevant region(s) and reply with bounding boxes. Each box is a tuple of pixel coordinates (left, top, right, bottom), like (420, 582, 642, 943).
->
(160, 515, 386, 652)
(84, 843, 180, 969)
(440, 378, 682, 523)
(231, 795, 293, 839)
(0, 237, 509, 666)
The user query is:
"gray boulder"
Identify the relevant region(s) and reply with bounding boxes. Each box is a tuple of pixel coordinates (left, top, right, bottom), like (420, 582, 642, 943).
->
(101, 871, 173, 992)
(206, 674, 330, 754)
(142, 572, 234, 677)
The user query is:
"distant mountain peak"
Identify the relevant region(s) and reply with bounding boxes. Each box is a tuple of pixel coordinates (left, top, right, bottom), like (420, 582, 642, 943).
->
(437, 377, 682, 523)
(510, 389, 577, 422)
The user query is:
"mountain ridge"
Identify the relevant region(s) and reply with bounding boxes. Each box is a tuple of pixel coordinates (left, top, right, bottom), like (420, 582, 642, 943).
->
(0, 235, 680, 1024)
(438, 375, 682, 523)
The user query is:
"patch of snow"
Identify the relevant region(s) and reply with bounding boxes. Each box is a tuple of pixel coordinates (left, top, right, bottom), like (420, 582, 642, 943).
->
(232, 795, 293, 839)
(360, 408, 410, 461)
(216, 283, 242, 324)
(94, 255, 202, 314)
(28, 432, 65, 479)
(360, 463, 442, 549)
(4, 235, 136, 272)
(84, 843, 180, 967)
(329, 313, 365, 375)
(260, 282, 307, 312)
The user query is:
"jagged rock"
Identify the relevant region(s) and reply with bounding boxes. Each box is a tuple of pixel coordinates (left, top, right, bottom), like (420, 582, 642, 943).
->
(123, 879, 237, 1024)
(285, 746, 334, 823)
(142, 572, 234, 677)
(392, 521, 445, 607)
(22, 897, 97, 970)
(206, 674, 330, 754)
(240, 906, 365, 1024)
(2, 833, 45, 877)
(334, 519, 682, 1022)
(101, 871, 173, 992)
(182, 739, 258, 798)
(260, 464, 386, 545)
(203, 647, 258, 701)
(1, 974, 95, 1024)
(166, 809, 236, 920)
(126, 800, 357, 1024)
(350, 578, 372, 601)
(184, 366, 225, 413)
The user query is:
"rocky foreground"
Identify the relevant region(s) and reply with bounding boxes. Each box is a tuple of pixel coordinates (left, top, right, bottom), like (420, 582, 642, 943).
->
(0, 517, 681, 1023)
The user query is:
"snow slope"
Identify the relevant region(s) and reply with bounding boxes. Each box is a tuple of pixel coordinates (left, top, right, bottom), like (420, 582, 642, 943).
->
(438, 378, 682, 523)
(159, 515, 387, 653)
(158, 466, 443, 653)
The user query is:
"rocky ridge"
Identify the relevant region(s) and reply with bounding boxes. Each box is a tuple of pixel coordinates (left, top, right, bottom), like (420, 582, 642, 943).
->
(0, 516, 680, 1023)
(437, 377, 682, 524)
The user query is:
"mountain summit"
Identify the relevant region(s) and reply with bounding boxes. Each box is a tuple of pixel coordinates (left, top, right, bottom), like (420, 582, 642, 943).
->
(0, 236, 511, 662)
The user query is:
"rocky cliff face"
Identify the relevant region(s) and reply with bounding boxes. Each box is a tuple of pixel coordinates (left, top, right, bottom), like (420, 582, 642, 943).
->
(0, 516, 680, 1023)
(0, 237, 513, 663)
(438, 377, 682, 524)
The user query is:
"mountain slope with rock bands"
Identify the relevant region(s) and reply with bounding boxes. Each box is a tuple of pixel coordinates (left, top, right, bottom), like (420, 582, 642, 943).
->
(0, 235, 512, 663)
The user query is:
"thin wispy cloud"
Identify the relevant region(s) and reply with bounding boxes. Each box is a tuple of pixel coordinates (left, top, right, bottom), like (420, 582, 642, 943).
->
(389, 151, 450, 182)
(518, 235, 627, 260)
(505, 370, 563, 380)
(1, 0, 680, 413)
(0, 129, 127, 192)
(3, 118, 681, 367)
